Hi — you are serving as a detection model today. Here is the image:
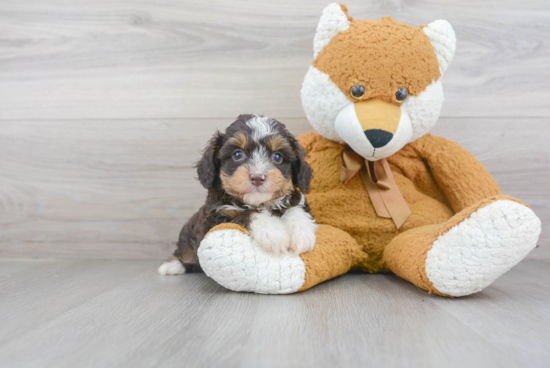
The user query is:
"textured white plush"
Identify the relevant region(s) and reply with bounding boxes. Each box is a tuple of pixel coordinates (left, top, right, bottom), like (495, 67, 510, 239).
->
(425, 200, 541, 297)
(301, 65, 350, 143)
(313, 3, 352, 59)
(404, 79, 445, 142)
(197, 228, 306, 294)
(158, 259, 186, 276)
(281, 206, 318, 254)
(423, 20, 457, 73)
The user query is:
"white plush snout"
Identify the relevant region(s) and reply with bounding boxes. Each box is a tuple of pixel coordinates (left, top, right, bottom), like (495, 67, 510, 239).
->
(334, 103, 413, 161)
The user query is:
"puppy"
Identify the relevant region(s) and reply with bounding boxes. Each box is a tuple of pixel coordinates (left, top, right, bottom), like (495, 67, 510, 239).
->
(158, 114, 317, 275)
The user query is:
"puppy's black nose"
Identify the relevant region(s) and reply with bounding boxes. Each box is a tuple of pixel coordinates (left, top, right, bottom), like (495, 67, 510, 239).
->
(250, 173, 266, 187)
(364, 129, 393, 148)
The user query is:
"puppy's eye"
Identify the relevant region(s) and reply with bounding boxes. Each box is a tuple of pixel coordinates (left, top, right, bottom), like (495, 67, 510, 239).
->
(395, 87, 408, 103)
(350, 85, 365, 99)
(272, 152, 283, 164)
(232, 150, 245, 161)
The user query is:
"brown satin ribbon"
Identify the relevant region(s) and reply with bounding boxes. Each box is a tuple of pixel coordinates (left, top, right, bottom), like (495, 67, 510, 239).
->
(340, 148, 411, 229)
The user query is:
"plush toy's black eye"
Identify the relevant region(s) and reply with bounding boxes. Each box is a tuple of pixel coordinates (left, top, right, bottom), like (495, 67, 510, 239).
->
(272, 152, 283, 164)
(350, 85, 365, 99)
(395, 87, 409, 103)
(232, 150, 245, 161)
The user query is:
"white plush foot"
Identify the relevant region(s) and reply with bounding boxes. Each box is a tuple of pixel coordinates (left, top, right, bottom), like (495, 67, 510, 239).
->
(425, 199, 541, 297)
(282, 207, 318, 255)
(197, 228, 306, 294)
(249, 210, 291, 255)
(158, 259, 186, 275)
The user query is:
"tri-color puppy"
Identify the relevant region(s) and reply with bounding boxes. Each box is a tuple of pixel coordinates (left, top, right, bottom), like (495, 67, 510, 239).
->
(158, 114, 317, 275)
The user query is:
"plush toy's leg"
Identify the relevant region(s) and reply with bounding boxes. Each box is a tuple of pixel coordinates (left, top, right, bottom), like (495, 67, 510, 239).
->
(197, 223, 365, 294)
(384, 195, 541, 297)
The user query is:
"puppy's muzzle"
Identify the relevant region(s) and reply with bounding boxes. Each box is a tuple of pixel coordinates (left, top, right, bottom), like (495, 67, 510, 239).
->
(250, 173, 266, 187)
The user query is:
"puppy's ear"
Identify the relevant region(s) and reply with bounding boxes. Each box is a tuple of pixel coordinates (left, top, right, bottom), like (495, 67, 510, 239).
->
(290, 136, 313, 194)
(195, 131, 224, 189)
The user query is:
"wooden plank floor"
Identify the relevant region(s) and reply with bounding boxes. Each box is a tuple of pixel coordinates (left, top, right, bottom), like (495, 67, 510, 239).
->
(0, 258, 549, 368)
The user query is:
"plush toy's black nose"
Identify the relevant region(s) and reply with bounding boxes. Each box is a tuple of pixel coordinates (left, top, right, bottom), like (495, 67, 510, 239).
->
(364, 129, 393, 148)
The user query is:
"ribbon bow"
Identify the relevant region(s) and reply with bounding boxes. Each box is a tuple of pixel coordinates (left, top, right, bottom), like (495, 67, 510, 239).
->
(340, 148, 411, 229)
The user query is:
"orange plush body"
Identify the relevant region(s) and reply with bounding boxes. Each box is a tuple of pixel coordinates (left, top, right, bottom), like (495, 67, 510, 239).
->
(197, 4, 541, 296)
(297, 132, 519, 295)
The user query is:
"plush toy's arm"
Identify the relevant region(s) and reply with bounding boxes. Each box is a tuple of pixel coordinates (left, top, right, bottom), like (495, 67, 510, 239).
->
(197, 223, 366, 294)
(411, 134, 502, 213)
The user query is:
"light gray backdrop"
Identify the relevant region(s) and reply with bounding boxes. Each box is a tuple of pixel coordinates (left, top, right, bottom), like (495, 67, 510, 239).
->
(0, 0, 548, 259)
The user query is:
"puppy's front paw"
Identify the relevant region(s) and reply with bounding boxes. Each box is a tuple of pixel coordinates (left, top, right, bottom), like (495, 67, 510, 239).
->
(250, 211, 291, 255)
(158, 258, 186, 275)
(282, 207, 318, 255)
(288, 226, 316, 255)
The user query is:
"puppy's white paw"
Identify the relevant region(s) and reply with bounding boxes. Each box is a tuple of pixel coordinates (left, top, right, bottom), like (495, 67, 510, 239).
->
(250, 210, 291, 255)
(282, 207, 318, 255)
(158, 259, 186, 275)
(288, 226, 316, 255)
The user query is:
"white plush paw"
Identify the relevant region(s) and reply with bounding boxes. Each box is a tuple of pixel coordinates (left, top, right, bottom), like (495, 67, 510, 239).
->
(197, 228, 306, 294)
(425, 200, 541, 297)
(158, 259, 186, 275)
(249, 211, 291, 255)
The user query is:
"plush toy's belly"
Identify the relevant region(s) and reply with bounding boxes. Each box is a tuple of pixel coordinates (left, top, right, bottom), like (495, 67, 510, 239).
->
(306, 173, 453, 272)
(301, 134, 454, 273)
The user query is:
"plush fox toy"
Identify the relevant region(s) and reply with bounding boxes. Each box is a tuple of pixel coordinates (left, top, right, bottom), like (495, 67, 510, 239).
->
(197, 3, 541, 296)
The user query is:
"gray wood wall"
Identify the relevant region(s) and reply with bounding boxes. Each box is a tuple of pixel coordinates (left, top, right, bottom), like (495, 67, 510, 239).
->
(0, 0, 548, 259)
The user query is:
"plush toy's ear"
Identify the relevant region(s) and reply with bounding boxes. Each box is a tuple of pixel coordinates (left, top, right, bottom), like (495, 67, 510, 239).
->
(313, 3, 353, 59)
(423, 20, 457, 74)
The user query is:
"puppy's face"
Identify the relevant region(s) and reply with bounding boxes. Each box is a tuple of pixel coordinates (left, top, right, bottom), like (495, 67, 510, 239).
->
(196, 115, 312, 207)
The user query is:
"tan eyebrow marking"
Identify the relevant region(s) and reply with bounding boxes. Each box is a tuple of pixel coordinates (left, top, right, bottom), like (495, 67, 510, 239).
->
(228, 132, 249, 149)
(267, 135, 291, 152)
